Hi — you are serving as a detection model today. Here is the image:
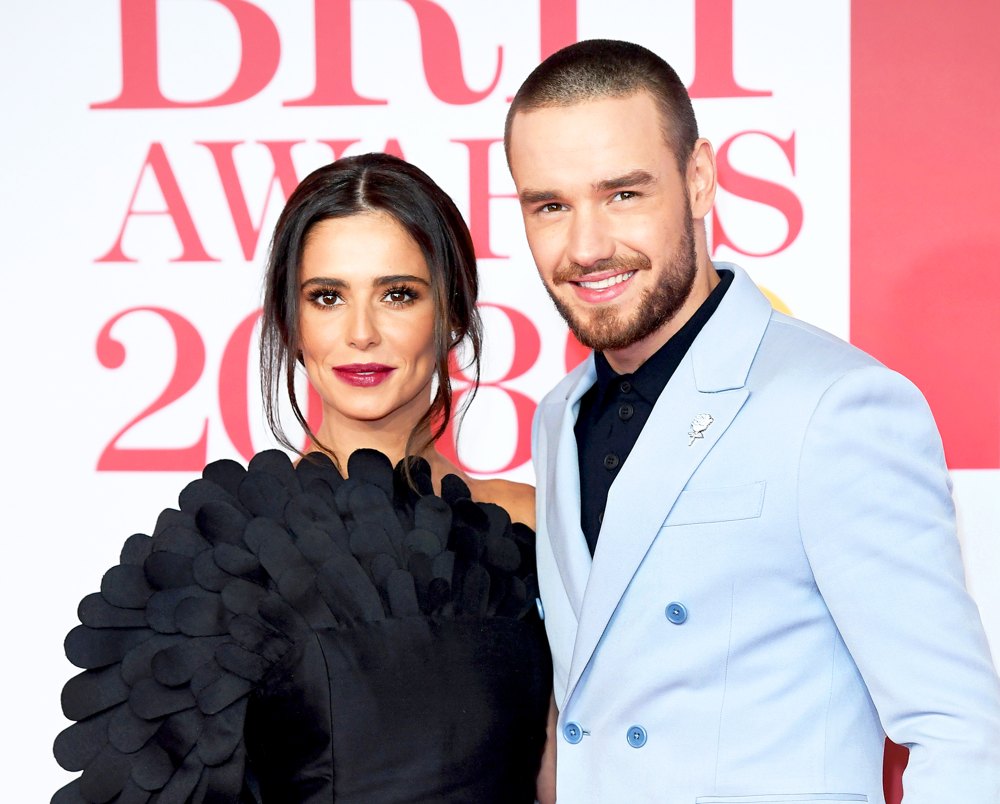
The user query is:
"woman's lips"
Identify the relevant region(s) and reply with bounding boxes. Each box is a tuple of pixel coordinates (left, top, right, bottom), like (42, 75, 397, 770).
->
(332, 363, 395, 387)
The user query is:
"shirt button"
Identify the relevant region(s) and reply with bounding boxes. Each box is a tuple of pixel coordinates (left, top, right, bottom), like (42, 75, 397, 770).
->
(619, 380, 632, 393)
(563, 722, 583, 744)
(665, 602, 688, 624)
(603, 453, 620, 470)
(618, 403, 634, 421)
(627, 725, 647, 748)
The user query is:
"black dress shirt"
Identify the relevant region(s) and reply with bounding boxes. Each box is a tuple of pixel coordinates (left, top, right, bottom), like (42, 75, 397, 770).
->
(574, 269, 734, 554)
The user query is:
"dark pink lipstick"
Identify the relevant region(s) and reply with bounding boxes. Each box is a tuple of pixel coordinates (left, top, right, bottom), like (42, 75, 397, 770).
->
(332, 363, 395, 387)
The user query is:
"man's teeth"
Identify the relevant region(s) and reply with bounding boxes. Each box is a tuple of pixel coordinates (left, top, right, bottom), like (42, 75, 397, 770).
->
(577, 271, 635, 290)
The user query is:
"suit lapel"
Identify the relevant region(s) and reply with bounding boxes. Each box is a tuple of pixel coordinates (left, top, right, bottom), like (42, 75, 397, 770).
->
(562, 264, 773, 704)
(542, 359, 597, 620)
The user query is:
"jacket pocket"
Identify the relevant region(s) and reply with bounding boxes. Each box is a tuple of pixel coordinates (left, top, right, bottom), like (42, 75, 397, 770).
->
(662, 481, 766, 527)
(695, 795, 867, 803)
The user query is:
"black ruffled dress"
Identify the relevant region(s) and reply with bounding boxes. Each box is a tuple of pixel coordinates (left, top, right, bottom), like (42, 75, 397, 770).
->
(53, 449, 551, 803)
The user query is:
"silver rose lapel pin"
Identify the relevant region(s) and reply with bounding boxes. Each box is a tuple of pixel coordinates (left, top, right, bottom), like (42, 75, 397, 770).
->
(688, 413, 714, 446)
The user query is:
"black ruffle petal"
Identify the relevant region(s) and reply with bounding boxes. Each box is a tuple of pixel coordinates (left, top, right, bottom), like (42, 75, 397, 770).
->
(79, 745, 132, 802)
(238, 471, 290, 520)
(197, 698, 246, 765)
(51, 779, 86, 804)
(54, 710, 111, 771)
(61, 666, 130, 720)
(248, 449, 300, 493)
(100, 564, 154, 609)
(178, 477, 238, 513)
(201, 458, 247, 497)
(413, 495, 452, 547)
(131, 741, 174, 791)
(120, 533, 154, 566)
(78, 593, 147, 629)
(194, 501, 249, 547)
(151, 638, 221, 686)
(130, 677, 196, 720)
(65, 626, 150, 671)
(346, 448, 394, 496)
(120, 633, 185, 685)
(145, 551, 196, 590)
(109, 702, 161, 753)
(440, 472, 472, 504)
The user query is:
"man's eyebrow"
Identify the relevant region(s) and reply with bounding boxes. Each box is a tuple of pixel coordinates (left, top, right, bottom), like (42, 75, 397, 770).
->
(593, 170, 656, 193)
(518, 188, 560, 205)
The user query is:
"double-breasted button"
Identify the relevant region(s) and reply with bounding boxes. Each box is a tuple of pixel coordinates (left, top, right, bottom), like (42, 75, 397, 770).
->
(603, 453, 620, 470)
(619, 380, 632, 394)
(665, 602, 688, 624)
(618, 403, 634, 421)
(563, 722, 583, 744)
(627, 725, 647, 748)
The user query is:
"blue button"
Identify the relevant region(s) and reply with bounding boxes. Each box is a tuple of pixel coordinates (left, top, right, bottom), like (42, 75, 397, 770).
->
(627, 725, 647, 748)
(563, 721, 583, 744)
(535, 597, 545, 621)
(665, 602, 688, 624)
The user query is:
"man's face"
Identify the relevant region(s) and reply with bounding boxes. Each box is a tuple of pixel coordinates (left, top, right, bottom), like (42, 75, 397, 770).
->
(508, 91, 700, 356)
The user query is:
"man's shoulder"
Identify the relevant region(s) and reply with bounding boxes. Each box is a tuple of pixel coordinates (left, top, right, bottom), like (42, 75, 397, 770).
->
(763, 309, 884, 376)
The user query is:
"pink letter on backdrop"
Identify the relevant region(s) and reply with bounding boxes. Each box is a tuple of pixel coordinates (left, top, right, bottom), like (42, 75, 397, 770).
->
(713, 131, 803, 258)
(452, 139, 517, 260)
(96, 143, 217, 263)
(539, 0, 577, 59)
(198, 141, 306, 261)
(93, 0, 281, 109)
(400, 0, 502, 105)
(688, 0, 772, 99)
(285, 0, 387, 106)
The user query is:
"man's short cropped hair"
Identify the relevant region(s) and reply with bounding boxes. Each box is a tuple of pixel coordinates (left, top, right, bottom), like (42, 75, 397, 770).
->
(504, 39, 699, 174)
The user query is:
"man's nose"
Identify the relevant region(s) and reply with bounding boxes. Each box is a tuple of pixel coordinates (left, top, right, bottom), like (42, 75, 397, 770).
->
(565, 208, 615, 270)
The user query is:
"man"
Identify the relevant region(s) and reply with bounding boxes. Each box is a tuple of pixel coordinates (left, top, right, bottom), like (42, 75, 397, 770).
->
(505, 39, 1000, 802)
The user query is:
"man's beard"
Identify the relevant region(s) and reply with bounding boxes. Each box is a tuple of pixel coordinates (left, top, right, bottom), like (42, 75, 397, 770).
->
(544, 214, 698, 353)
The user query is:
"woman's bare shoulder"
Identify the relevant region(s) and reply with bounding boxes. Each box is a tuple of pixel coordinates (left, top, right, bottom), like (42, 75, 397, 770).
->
(467, 477, 536, 529)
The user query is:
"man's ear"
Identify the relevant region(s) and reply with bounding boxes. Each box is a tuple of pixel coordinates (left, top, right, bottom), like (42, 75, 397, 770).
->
(687, 138, 717, 222)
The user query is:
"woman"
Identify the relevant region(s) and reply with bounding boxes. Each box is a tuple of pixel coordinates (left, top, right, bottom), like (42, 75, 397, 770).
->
(54, 153, 554, 803)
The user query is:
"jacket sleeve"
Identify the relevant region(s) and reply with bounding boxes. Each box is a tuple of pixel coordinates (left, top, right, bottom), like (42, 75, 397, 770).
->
(797, 364, 1000, 801)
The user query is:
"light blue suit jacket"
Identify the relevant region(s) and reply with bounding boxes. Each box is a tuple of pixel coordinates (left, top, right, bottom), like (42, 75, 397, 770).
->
(533, 263, 1000, 803)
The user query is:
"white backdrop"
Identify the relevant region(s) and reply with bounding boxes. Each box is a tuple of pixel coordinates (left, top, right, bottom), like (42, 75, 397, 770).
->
(2, 1, 995, 796)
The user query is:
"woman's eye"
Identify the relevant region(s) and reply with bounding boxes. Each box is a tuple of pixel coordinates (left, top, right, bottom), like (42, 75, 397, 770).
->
(384, 287, 416, 305)
(311, 292, 342, 307)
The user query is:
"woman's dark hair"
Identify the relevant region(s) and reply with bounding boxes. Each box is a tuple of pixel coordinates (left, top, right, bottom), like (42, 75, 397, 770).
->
(260, 152, 482, 468)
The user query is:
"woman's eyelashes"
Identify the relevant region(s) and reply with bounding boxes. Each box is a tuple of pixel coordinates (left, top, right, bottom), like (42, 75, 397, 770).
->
(305, 287, 343, 308)
(304, 284, 420, 309)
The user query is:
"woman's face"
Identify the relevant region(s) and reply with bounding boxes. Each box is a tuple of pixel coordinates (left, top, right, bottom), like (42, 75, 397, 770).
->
(298, 212, 438, 433)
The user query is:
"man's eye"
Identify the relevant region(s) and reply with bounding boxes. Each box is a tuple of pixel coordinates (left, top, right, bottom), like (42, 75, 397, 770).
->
(613, 190, 638, 201)
(540, 203, 564, 214)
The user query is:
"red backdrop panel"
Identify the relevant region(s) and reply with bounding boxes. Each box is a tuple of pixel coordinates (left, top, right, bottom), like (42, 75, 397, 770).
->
(852, 0, 1000, 471)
